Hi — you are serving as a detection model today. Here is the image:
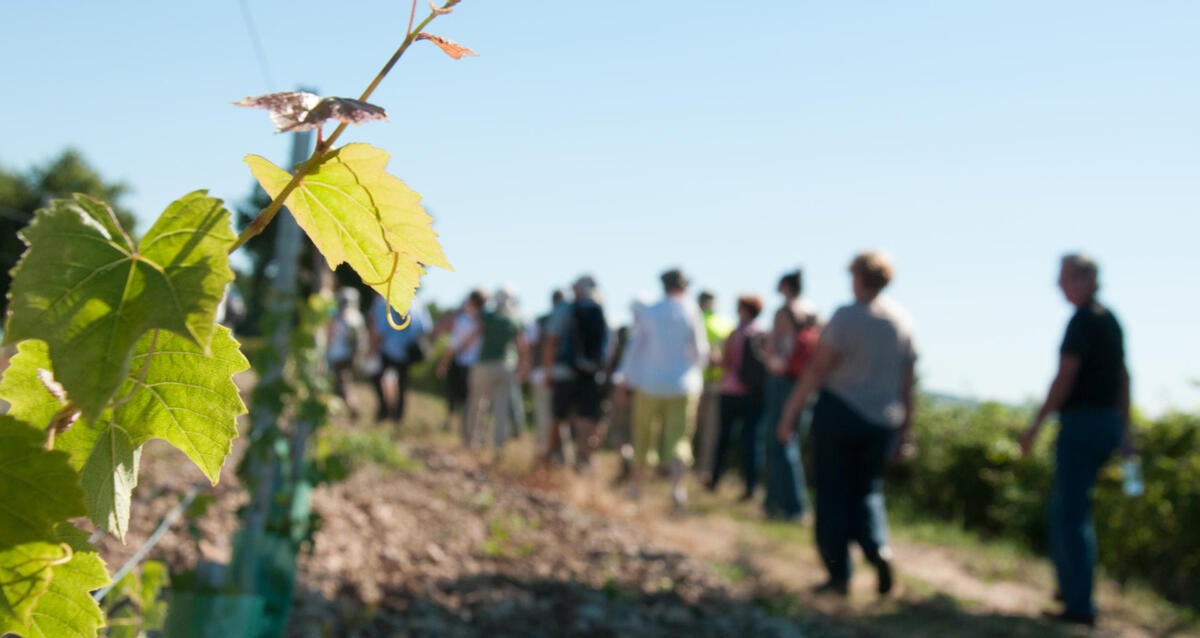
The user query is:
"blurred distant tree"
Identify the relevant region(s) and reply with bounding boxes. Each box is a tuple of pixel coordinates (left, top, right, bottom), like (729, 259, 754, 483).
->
(0, 149, 136, 317)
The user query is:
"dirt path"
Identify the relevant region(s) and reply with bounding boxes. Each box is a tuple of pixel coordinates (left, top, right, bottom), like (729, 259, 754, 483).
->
(102, 389, 1194, 638)
(538, 451, 1189, 638)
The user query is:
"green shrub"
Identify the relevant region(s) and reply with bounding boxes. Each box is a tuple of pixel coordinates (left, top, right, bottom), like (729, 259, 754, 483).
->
(891, 398, 1200, 608)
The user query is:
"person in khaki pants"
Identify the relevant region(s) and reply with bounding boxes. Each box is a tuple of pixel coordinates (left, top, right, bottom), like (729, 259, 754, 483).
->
(616, 268, 709, 509)
(461, 288, 530, 454)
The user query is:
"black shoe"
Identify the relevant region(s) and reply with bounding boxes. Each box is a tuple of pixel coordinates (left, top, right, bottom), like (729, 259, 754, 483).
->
(812, 580, 849, 597)
(873, 558, 894, 596)
(1041, 610, 1096, 628)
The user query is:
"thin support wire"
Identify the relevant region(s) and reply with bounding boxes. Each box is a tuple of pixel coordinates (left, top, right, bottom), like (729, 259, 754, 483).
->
(92, 484, 204, 602)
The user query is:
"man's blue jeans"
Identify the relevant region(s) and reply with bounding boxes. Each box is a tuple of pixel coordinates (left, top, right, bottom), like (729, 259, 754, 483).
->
(1052, 408, 1122, 616)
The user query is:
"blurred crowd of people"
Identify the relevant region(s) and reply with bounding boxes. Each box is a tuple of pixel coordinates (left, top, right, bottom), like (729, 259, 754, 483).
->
(317, 250, 1130, 627)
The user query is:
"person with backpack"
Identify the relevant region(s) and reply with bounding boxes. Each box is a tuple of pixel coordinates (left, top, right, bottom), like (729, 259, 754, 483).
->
(616, 268, 709, 508)
(706, 295, 767, 500)
(761, 270, 817, 521)
(541, 275, 609, 469)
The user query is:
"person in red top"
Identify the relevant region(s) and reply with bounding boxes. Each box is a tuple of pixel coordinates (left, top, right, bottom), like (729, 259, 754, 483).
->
(705, 295, 765, 499)
(762, 271, 816, 521)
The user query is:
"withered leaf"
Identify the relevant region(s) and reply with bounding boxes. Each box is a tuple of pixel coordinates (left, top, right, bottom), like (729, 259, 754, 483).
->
(430, 2, 453, 15)
(417, 33, 478, 60)
(234, 91, 321, 132)
(296, 97, 388, 131)
(235, 91, 388, 132)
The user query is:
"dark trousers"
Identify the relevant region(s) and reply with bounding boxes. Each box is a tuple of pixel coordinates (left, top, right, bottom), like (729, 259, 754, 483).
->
(446, 360, 470, 415)
(371, 354, 410, 421)
(1052, 409, 1121, 616)
(710, 393, 764, 494)
(811, 390, 897, 584)
(763, 374, 810, 519)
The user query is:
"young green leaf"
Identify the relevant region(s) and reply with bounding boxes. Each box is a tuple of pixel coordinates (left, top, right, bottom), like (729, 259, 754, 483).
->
(75, 425, 140, 542)
(1, 328, 246, 538)
(4, 192, 235, 422)
(0, 340, 64, 431)
(0, 542, 61, 634)
(25, 525, 109, 638)
(245, 143, 451, 316)
(0, 419, 87, 548)
(107, 326, 247, 483)
(139, 561, 169, 630)
(0, 419, 90, 634)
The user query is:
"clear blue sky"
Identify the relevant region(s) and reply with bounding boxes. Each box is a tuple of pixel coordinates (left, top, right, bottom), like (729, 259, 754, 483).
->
(3, 1, 1197, 414)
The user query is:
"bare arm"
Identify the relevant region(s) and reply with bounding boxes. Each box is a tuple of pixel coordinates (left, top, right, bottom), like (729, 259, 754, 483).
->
(516, 332, 531, 382)
(894, 360, 917, 461)
(767, 309, 789, 374)
(691, 314, 710, 368)
(438, 324, 481, 376)
(1020, 353, 1082, 456)
(776, 342, 838, 443)
(541, 334, 559, 383)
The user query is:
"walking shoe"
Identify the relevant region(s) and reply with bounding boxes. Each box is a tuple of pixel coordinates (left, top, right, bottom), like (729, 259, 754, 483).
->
(1041, 610, 1095, 628)
(811, 580, 848, 597)
(873, 557, 894, 596)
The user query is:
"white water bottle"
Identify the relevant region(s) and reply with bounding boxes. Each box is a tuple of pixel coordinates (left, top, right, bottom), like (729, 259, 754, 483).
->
(1121, 457, 1144, 497)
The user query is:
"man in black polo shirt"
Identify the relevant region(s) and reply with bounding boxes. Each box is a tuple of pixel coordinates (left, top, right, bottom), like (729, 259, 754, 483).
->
(1020, 254, 1133, 628)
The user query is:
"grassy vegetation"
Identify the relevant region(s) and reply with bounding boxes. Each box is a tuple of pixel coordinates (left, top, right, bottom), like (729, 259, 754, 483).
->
(319, 425, 423, 474)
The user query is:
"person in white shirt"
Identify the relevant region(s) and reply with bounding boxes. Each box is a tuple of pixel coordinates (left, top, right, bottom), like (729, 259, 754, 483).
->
(437, 290, 486, 442)
(616, 268, 709, 508)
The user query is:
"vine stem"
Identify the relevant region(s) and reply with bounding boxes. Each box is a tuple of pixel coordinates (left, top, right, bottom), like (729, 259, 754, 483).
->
(229, 2, 448, 254)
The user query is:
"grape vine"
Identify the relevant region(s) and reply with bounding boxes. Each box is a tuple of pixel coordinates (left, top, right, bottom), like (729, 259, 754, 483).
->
(0, 2, 466, 635)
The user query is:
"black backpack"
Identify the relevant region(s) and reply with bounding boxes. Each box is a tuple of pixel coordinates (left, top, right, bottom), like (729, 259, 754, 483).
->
(570, 302, 608, 376)
(737, 332, 768, 396)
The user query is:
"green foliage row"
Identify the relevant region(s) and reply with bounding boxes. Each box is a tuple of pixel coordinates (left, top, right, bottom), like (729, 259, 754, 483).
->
(890, 399, 1200, 607)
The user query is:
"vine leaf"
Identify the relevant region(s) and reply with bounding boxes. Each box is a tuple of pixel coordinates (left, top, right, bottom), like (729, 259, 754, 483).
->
(0, 542, 61, 635)
(416, 33, 478, 59)
(0, 329, 248, 539)
(0, 419, 92, 634)
(245, 143, 452, 315)
(74, 425, 140, 543)
(25, 525, 109, 638)
(4, 192, 236, 423)
(0, 419, 87, 547)
(105, 326, 248, 484)
(0, 340, 64, 431)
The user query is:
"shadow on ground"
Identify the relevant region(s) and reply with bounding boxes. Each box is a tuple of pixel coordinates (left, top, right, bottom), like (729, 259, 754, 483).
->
(285, 570, 1098, 638)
